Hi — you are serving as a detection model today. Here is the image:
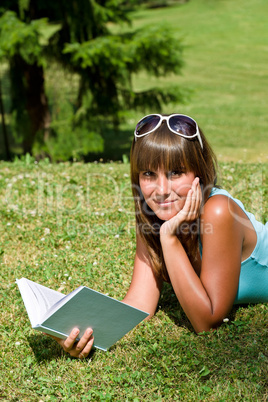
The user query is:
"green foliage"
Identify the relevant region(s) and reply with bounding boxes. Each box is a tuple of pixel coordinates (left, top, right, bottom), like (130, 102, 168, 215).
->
(63, 25, 183, 77)
(18, 0, 30, 19)
(0, 11, 47, 64)
(63, 24, 184, 117)
(1, 0, 267, 162)
(40, 122, 104, 162)
(64, 37, 131, 72)
(32, 83, 104, 161)
(0, 0, 185, 160)
(129, 25, 183, 76)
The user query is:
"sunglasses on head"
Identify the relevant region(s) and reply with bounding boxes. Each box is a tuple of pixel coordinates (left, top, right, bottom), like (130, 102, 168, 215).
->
(134, 114, 203, 149)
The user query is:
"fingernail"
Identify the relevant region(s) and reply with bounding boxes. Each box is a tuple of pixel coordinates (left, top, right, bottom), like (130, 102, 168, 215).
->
(73, 328, 79, 336)
(86, 328, 93, 336)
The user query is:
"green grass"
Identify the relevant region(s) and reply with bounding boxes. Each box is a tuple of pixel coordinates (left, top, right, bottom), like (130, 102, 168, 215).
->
(126, 0, 268, 162)
(1, 159, 267, 401)
(1, 1, 268, 400)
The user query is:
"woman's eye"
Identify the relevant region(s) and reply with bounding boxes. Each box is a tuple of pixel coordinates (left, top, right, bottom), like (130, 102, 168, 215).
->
(143, 171, 155, 177)
(169, 170, 184, 177)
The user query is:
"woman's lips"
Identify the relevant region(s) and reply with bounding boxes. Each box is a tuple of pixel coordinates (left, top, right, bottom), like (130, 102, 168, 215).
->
(155, 199, 177, 206)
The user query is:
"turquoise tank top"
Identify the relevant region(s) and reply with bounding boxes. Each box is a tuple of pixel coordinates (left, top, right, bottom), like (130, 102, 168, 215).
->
(204, 188, 268, 304)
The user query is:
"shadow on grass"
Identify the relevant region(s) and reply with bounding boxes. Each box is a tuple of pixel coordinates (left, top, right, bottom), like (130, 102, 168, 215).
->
(159, 282, 249, 332)
(27, 334, 96, 363)
(158, 282, 195, 332)
(157, 283, 268, 388)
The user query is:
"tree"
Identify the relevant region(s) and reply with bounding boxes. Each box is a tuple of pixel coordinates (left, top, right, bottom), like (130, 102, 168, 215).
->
(0, 0, 185, 160)
(0, 9, 51, 154)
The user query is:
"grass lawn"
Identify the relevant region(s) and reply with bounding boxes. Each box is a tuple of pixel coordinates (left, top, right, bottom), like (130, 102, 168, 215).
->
(0, 0, 267, 400)
(0, 158, 267, 401)
(126, 0, 268, 162)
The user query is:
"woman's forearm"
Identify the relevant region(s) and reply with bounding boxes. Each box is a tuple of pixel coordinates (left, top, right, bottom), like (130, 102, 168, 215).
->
(160, 235, 222, 332)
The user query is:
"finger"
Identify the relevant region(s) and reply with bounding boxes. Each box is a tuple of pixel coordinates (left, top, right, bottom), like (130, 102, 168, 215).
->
(191, 181, 199, 216)
(183, 188, 193, 213)
(189, 178, 200, 218)
(63, 328, 80, 352)
(78, 336, 94, 359)
(181, 189, 195, 221)
(70, 329, 94, 359)
(186, 188, 196, 219)
(75, 328, 93, 353)
(196, 180, 202, 211)
(195, 180, 202, 214)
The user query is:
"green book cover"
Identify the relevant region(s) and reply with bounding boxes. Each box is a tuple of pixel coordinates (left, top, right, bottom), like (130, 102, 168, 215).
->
(16, 278, 149, 351)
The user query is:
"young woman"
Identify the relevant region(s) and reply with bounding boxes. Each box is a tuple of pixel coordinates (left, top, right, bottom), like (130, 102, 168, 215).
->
(50, 113, 268, 358)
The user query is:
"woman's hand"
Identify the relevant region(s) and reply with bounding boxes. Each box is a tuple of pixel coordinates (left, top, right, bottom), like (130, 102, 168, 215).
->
(46, 328, 94, 359)
(160, 177, 202, 237)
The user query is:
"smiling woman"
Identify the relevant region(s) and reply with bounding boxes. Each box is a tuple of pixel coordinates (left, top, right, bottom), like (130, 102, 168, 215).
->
(127, 112, 268, 326)
(49, 112, 268, 359)
(139, 169, 196, 222)
(130, 114, 217, 282)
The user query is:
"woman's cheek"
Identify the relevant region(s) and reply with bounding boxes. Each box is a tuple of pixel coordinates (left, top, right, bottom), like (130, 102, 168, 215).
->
(174, 174, 195, 197)
(174, 182, 191, 198)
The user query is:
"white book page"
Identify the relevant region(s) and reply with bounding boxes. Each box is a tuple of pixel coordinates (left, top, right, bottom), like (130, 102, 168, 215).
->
(41, 286, 83, 322)
(16, 278, 66, 327)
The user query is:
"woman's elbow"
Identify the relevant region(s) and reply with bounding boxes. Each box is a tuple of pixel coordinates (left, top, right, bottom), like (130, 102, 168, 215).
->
(192, 316, 225, 334)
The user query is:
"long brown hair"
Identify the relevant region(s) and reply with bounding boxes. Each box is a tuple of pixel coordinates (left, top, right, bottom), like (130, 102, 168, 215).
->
(130, 117, 218, 282)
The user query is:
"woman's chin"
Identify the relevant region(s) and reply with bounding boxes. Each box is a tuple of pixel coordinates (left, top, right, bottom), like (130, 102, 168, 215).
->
(155, 210, 178, 221)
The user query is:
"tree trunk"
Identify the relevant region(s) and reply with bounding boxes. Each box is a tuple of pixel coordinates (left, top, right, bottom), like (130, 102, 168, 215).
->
(23, 61, 51, 152)
(10, 56, 51, 154)
(0, 79, 11, 160)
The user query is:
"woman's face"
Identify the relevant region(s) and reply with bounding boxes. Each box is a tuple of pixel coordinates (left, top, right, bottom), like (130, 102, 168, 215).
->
(139, 168, 195, 221)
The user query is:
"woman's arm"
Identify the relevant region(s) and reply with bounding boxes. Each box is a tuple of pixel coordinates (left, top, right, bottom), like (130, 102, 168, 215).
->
(123, 234, 162, 318)
(160, 183, 243, 333)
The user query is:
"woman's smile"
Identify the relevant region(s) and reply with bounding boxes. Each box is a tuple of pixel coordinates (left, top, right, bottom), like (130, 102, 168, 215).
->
(155, 199, 179, 206)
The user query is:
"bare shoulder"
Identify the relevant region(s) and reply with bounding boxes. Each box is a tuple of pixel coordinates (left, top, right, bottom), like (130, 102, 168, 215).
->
(202, 194, 240, 225)
(200, 194, 245, 243)
(203, 194, 257, 261)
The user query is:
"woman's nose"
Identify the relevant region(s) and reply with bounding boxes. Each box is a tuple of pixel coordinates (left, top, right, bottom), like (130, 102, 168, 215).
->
(155, 174, 170, 195)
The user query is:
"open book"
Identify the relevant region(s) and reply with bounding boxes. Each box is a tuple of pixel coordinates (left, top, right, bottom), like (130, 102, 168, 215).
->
(16, 278, 149, 351)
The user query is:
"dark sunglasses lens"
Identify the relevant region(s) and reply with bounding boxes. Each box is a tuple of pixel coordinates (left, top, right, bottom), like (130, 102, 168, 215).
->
(135, 115, 161, 136)
(169, 115, 197, 136)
